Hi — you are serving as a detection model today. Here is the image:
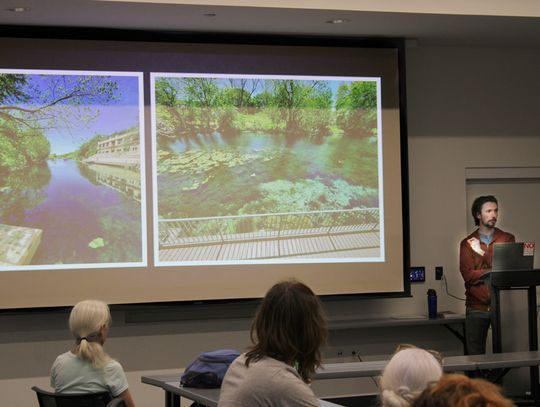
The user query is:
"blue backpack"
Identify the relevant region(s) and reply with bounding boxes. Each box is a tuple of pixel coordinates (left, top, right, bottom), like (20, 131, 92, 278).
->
(181, 349, 240, 388)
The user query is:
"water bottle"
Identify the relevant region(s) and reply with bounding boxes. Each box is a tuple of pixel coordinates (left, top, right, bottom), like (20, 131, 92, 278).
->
(427, 289, 437, 319)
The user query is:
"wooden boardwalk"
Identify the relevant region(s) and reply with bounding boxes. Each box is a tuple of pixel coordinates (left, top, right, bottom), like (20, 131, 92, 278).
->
(0, 224, 42, 266)
(159, 231, 380, 262)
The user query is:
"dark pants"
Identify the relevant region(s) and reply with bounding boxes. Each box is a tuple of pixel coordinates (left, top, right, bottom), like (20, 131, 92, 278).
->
(466, 308, 491, 355)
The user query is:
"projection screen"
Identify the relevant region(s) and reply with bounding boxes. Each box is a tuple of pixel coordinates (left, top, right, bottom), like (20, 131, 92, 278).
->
(0, 35, 407, 309)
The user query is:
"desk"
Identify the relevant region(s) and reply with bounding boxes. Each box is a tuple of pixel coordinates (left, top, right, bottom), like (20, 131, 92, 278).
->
(328, 315, 465, 330)
(314, 351, 540, 379)
(142, 352, 540, 385)
(327, 315, 466, 353)
(142, 375, 345, 407)
(144, 352, 540, 407)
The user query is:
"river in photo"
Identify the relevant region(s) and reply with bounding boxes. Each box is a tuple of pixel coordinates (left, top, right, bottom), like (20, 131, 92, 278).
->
(157, 131, 380, 220)
(0, 159, 142, 266)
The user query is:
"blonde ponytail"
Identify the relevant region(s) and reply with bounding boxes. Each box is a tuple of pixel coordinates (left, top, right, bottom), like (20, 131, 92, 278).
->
(69, 300, 113, 369)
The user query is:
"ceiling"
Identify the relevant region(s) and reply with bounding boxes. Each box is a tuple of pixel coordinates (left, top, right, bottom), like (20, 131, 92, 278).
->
(1, 0, 539, 47)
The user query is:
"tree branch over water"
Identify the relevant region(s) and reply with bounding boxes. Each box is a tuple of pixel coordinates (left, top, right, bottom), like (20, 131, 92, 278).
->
(0, 74, 120, 136)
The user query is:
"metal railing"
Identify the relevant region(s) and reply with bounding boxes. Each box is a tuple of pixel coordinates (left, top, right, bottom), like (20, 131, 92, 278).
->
(159, 208, 379, 248)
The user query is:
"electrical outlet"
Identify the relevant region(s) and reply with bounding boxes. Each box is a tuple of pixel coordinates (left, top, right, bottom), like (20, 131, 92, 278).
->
(333, 349, 346, 363)
(435, 266, 444, 280)
(328, 348, 360, 363)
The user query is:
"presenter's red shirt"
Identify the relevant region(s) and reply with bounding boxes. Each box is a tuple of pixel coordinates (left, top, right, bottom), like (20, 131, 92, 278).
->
(459, 227, 515, 310)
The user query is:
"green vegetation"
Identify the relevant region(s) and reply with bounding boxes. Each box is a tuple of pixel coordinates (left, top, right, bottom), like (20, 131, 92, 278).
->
(239, 178, 378, 215)
(233, 110, 277, 132)
(155, 77, 378, 146)
(157, 148, 274, 193)
(49, 152, 76, 160)
(157, 133, 379, 222)
(336, 81, 378, 137)
(158, 172, 378, 239)
(88, 237, 105, 249)
(0, 164, 51, 222)
(96, 209, 142, 262)
(0, 74, 30, 105)
(158, 148, 272, 176)
(154, 77, 380, 221)
(0, 119, 50, 172)
(0, 75, 51, 170)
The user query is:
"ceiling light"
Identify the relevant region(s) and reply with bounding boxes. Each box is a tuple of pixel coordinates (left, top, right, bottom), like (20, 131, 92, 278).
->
(326, 18, 349, 24)
(7, 7, 30, 12)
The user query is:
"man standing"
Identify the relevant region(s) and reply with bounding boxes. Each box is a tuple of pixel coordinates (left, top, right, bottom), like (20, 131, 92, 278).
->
(459, 195, 515, 355)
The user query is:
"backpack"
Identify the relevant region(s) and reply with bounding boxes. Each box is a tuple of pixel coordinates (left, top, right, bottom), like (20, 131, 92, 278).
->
(180, 349, 240, 388)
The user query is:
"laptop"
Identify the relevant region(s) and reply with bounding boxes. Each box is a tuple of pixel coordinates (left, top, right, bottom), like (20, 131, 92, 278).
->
(492, 242, 535, 272)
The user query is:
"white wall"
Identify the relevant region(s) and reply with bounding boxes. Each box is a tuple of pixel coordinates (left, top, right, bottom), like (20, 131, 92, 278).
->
(1, 44, 540, 406)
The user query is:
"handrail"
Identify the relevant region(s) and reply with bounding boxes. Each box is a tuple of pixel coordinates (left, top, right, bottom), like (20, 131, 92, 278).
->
(159, 208, 379, 248)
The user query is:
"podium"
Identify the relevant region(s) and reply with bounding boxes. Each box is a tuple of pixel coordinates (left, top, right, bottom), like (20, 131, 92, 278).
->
(483, 269, 540, 403)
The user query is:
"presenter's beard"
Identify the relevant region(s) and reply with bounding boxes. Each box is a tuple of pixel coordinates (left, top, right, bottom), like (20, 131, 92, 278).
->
(483, 218, 497, 228)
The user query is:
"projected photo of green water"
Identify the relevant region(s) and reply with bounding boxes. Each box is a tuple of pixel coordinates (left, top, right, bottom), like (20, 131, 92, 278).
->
(153, 75, 382, 264)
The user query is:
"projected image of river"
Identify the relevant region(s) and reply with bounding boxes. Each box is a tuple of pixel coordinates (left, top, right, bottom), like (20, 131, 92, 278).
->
(0, 159, 142, 266)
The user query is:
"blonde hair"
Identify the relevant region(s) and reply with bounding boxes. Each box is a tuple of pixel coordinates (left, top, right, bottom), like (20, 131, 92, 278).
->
(69, 300, 112, 369)
(380, 348, 443, 407)
(411, 374, 514, 407)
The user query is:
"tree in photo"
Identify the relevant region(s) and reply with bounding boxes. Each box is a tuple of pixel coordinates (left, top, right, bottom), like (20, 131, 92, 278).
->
(222, 78, 261, 108)
(335, 81, 378, 137)
(0, 73, 120, 172)
(270, 80, 332, 140)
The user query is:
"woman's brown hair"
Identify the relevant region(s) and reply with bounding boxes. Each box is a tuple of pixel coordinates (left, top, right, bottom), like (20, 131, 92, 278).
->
(245, 279, 327, 383)
(411, 374, 514, 407)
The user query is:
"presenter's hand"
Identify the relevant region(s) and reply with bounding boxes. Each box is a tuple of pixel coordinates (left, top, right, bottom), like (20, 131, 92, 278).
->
(468, 237, 485, 256)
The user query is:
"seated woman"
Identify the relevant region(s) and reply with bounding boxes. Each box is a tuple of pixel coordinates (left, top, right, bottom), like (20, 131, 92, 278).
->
(218, 279, 327, 407)
(50, 299, 135, 407)
(411, 373, 513, 407)
(380, 346, 443, 407)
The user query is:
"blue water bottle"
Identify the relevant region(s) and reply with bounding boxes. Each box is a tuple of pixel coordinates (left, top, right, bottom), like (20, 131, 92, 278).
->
(427, 289, 437, 319)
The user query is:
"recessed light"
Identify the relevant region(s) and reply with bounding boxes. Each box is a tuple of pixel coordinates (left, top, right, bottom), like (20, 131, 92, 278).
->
(326, 18, 349, 24)
(7, 7, 30, 13)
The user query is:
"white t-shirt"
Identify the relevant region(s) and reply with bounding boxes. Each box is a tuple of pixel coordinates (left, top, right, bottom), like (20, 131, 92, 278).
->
(50, 351, 129, 397)
(218, 354, 319, 407)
